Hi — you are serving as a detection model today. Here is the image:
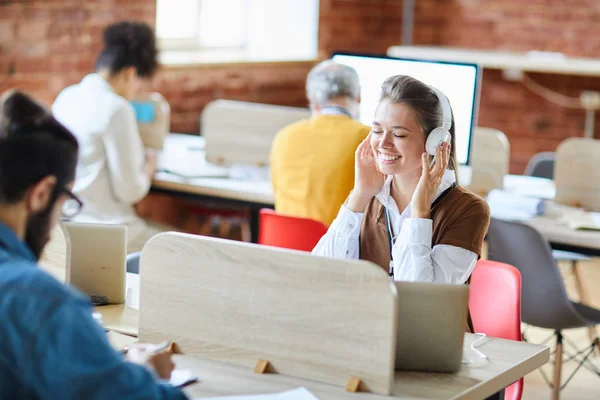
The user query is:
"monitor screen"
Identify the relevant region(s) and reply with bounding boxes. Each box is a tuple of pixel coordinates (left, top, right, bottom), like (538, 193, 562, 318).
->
(332, 52, 481, 165)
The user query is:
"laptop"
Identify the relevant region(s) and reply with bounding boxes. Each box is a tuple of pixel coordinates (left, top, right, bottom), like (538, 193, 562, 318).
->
(394, 281, 469, 373)
(63, 222, 127, 304)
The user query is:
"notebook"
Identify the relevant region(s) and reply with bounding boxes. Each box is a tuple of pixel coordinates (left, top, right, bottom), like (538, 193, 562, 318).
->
(560, 211, 600, 231)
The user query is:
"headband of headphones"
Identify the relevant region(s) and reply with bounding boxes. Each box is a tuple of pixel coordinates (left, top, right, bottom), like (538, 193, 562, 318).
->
(429, 86, 452, 132)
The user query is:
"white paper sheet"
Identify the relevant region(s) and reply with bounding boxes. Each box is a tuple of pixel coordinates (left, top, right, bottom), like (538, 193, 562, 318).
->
(169, 369, 197, 388)
(197, 387, 321, 400)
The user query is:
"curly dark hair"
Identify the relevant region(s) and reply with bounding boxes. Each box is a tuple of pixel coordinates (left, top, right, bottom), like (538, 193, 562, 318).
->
(95, 21, 159, 78)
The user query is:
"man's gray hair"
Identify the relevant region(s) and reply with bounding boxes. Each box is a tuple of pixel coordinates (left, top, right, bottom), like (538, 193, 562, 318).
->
(306, 60, 360, 107)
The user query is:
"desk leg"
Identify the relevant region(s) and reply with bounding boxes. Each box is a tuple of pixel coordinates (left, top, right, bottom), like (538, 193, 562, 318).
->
(250, 208, 260, 243)
(485, 389, 505, 400)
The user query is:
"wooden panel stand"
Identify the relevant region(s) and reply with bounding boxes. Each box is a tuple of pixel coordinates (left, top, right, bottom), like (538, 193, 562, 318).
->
(169, 342, 183, 355)
(254, 359, 271, 374)
(345, 377, 362, 393)
(138, 233, 397, 395)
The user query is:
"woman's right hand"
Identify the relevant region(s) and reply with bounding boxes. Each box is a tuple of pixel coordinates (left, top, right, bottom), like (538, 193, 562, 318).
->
(346, 134, 386, 212)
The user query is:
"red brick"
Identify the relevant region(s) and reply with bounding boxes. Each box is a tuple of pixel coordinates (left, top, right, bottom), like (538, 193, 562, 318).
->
(2, 0, 598, 173)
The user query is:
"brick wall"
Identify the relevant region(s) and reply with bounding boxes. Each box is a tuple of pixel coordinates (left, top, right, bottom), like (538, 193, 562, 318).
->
(0, 0, 156, 105)
(1, 0, 599, 173)
(414, 0, 600, 173)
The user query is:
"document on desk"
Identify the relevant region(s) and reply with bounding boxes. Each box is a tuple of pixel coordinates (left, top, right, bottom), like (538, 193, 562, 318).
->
(560, 211, 600, 231)
(197, 387, 320, 400)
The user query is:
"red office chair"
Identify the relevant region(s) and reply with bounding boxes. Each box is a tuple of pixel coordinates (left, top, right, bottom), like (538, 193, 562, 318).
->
(469, 260, 523, 400)
(258, 209, 328, 252)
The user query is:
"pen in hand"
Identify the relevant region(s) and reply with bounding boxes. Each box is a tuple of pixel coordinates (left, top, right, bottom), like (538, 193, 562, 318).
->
(120, 340, 171, 355)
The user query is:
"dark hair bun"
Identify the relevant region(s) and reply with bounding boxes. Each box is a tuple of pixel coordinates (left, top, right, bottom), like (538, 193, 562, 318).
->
(99, 21, 158, 78)
(0, 90, 51, 138)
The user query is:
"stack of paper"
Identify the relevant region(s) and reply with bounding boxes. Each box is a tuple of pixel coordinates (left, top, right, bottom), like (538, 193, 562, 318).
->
(486, 189, 545, 221)
(197, 388, 321, 400)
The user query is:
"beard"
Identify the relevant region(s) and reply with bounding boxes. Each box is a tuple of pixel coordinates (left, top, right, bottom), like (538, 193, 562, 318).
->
(25, 205, 53, 261)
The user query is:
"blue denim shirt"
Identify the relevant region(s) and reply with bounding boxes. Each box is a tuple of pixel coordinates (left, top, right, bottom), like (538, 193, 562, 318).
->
(0, 222, 187, 399)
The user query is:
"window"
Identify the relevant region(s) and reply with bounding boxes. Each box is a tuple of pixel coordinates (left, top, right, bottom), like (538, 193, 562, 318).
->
(156, 0, 319, 64)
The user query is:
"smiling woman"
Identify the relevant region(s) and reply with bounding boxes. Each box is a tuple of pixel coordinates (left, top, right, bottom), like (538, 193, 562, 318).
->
(312, 75, 490, 296)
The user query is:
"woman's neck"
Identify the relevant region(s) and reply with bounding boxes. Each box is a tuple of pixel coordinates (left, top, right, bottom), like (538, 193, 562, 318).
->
(390, 169, 421, 213)
(97, 70, 126, 98)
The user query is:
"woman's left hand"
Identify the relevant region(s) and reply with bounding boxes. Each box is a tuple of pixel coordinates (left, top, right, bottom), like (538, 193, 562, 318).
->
(411, 142, 451, 219)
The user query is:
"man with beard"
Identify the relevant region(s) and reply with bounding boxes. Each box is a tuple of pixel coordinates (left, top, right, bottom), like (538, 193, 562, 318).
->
(0, 90, 187, 399)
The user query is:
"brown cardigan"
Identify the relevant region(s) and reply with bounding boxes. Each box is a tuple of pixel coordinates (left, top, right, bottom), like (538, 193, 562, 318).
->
(359, 185, 491, 332)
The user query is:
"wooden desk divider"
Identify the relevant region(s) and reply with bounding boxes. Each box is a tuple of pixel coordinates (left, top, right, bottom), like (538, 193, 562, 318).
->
(555, 137, 600, 212)
(39, 221, 71, 283)
(138, 233, 398, 395)
(201, 99, 311, 167)
(469, 127, 510, 196)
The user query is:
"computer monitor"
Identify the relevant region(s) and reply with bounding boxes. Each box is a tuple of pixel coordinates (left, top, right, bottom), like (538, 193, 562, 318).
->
(332, 52, 481, 165)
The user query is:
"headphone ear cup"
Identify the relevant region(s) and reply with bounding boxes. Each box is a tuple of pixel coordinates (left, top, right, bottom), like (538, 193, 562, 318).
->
(426, 128, 450, 156)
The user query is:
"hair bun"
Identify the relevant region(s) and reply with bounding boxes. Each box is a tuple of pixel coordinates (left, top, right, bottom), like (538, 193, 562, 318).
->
(102, 21, 154, 54)
(0, 90, 50, 138)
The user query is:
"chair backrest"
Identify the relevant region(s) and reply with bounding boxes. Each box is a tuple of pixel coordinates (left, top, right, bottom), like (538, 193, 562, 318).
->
(486, 218, 586, 330)
(555, 137, 600, 212)
(469, 260, 523, 400)
(131, 92, 170, 150)
(469, 127, 510, 196)
(258, 209, 328, 252)
(524, 151, 555, 179)
(201, 100, 311, 167)
(39, 221, 71, 283)
(470, 260, 522, 340)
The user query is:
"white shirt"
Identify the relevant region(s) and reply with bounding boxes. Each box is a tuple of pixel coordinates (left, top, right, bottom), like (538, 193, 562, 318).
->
(312, 170, 477, 284)
(52, 74, 149, 241)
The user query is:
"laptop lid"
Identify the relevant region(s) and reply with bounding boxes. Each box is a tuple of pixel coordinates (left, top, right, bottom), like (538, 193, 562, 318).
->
(63, 222, 127, 304)
(394, 281, 469, 373)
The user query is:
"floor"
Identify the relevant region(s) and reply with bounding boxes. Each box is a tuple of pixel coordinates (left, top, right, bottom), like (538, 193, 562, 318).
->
(521, 258, 600, 399)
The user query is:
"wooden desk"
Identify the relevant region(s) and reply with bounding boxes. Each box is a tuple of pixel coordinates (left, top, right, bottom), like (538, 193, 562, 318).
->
(527, 215, 600, 257)
(178, 334, 548, 400)
(152, 134, 273, 242)
(154, 134, 599, 254)
(94, 273, 139, 337)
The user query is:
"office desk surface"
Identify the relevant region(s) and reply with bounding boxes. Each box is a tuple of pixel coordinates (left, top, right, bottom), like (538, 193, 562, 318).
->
(94, 273, 139, 337)
(180, 334, 548, 400)
(527, 216, 600, 255)
(154, 134, 556, 205)
(153, 134, 273, 205)
(154, 134, 597, 253)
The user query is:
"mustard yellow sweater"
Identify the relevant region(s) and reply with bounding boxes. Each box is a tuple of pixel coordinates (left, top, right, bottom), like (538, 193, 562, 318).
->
(270, 115, 370, 226)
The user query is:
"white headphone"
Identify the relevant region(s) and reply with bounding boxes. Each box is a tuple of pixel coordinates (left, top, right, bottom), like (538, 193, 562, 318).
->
(425, 86, 452, 157)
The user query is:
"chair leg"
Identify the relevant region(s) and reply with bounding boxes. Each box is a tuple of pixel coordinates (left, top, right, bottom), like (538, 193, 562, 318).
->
(218, 218, 232, 239)
(240, 220, 251, 242)
(552, 331, 563, 400)
(570, 261, 600, 355)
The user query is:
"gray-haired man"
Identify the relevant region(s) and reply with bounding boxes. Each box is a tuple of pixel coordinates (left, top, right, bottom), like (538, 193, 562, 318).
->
(270, 60, 370, 227)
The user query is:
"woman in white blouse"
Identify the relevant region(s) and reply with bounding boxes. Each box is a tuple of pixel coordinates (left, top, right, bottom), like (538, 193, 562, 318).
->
(313, 75, 490, 284)
(53, 22, 164, 253)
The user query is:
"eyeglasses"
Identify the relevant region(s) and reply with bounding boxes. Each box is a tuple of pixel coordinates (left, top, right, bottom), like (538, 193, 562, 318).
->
(61, 187, 84, 219)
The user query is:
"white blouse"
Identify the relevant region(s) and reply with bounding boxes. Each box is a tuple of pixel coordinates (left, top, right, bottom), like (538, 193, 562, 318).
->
(312, 170, 477, 284)
(52, 74, 149, 242)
